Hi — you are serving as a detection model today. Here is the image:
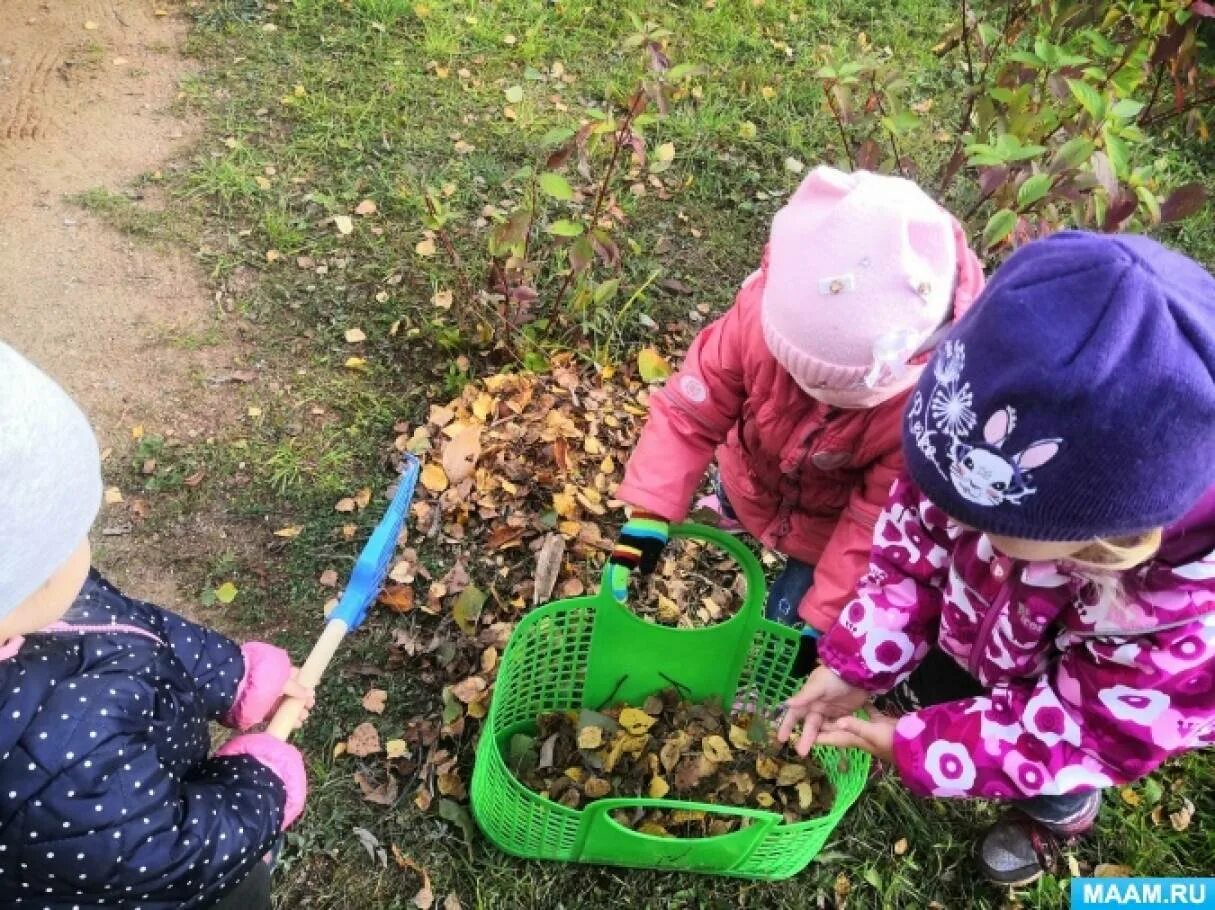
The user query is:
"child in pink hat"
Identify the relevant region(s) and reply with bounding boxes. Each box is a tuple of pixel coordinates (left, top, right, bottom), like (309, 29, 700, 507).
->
(611, 166, 984, 665)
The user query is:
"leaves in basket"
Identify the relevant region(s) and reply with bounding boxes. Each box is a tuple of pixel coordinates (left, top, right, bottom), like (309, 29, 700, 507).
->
(518, 690, 834, 836)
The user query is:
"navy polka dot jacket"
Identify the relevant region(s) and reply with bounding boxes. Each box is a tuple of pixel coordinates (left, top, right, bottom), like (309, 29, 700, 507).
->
(0, 571, 288, 908)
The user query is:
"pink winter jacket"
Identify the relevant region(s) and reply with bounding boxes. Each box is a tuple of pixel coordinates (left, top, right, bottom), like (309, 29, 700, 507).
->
(820, 478, 1215, 800)
(617, 253, 984, 632)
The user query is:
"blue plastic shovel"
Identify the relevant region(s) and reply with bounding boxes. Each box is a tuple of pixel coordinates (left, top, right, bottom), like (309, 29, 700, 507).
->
(268, 455, 421, 740)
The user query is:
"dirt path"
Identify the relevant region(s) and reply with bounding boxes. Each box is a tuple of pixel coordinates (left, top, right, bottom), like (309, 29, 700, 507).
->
(0, 0, 235, 610)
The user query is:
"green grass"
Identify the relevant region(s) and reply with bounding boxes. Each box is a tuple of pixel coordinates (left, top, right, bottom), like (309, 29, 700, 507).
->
(86, 0, 1215, 907)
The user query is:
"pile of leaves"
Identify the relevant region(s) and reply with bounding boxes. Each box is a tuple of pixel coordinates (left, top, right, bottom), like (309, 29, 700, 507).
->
(637, 538, 749, 627)
(513, 689, 834, 836)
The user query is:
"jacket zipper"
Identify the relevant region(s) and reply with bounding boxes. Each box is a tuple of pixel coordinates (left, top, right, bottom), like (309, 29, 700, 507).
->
(969, 587, 1010, 677)
(774, 408, 837, 540)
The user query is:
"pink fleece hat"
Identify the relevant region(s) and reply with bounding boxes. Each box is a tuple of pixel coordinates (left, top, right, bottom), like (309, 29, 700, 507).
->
(761, 166, 982, 404)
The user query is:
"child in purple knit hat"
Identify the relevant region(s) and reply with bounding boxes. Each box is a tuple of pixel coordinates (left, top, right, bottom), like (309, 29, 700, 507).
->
(778, 231, 1215, 885)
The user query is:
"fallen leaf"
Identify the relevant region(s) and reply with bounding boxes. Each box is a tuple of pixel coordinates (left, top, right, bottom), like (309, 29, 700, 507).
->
(416, 238, 437, 257)
(453, 585, 487, 636)
(893, 836, 909, 856)
(649, 776, 670, 799)
(1120, 786, 1141, 807)
(1095, 863, 1132, 877)
(394, 852, 435, 910)
(345, 327, 367, 343)
(442, 425, 482, 483)
(274, 525, 303, 538)
(362, 688, 388, 714)
(379, 584, 415, 613)
(702, 735, 732, 764)
(777, 763, 807, 787)
(421, 463, 449, 492)
(386, 739, 409, 759)
(443, 895, 462, 910)
(353, 827, 386, 867)
(438, 799, 476, 857)
(335, 497, 357, 513)
(480, 646, 498, 674)
(333, 214, 355, 235)
(619, 707, 656, 735)
(1170, 797, 1194, 832)
(355, 198, 378, 216)
(346, 722, 382, 757)
(104, 487, 124, 505)
(584, 777, 611, 798)
(504, 85, 524, 103)
(319, 569, 339, 587)
(637, 347, 671, 383)
(355, 770, 399, 805)
(577, 725, 604, 750)
(432, 289, 453, 309)
(214, 582, 238, 605)
(533, 533, 566, 606)
(451, 676, 488, 704)
(84, 20, 99, 29)
(354, 487, 372, 510)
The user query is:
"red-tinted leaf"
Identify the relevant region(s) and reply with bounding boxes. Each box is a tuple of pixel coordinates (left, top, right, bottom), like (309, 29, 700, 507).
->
(1160, 182, 1209, 223)
(855, 139, 881, 172)
(1190, 1, 1215, 17)
(568, 236, 593, 274)
(938, 146, 966, 193)
(590, 229, 620, 267)
(978, 166, 1010, 197)
(545, 141, 575, 172)
(1103, 189, 1138, 232)
(646, 42, 671, 73)
(1151, 21, 1186, 69)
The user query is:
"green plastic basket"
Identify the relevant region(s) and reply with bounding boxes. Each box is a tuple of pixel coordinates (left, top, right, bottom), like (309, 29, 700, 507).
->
(470, 523, 870, 880)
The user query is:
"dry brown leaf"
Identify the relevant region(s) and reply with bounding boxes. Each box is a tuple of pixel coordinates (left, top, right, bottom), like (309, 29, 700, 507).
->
(362, 688, 388, 715)
(394, 851, 435, 910)
(442, 425, 482, 483)
(274, 525, 303, 538)
(728, 724, 750, 751)
(756, 755, 779, 780)
(577, 725, 604, 750)
(379, 584, 415, 614)
(480, 646, 499, 674)
(893, 837, 909, 856)
(354, 487, 372, 510)
(354, 198, 378, 216)
(346, 722, 382, 757)
(1094, 863, 1132, 877)
(533, 533, 566, 606)
(777, 763, 807, 787)
(1170, 797, 1195, 832)
(451, 676, 488, 704)
(319, 569, 339, 587)
(443, 895, 462, 910)
(345, 327, 367, 343)
(334, 497, 357, 513)
(584, 777, 611, 798)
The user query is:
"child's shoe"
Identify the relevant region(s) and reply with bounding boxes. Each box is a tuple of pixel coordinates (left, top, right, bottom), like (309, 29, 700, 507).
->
(977, 791, 1102, 886)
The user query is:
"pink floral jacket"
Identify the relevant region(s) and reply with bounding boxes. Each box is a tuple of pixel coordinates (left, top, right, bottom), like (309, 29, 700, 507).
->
(819, 478, 1215, 800)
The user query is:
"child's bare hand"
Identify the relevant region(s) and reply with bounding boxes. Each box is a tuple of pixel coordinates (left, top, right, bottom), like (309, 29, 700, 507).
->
(776, 666, 869, 757)
(277, 669, 316, 730)
(816, 710, 897, 764)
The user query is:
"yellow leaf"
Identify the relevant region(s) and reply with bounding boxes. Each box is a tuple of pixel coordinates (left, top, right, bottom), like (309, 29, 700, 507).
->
(798, 781, 817, 812)
(345, 357, 368, 370)
(255, 175, 272, 190)
(755, 790, 775, 808)
(756, 755, 779, 780)
(649, 776, 670, 799)
(214, 581, 238, 604)
(354, 487, 372, 510)
(416, 238, 437, 257)
(702, 735, 732, 764)
(1120, 786, 1141, 807)
(247, 406, 263, 418)
(333, 742, 347, 759)
(432, 289, 453, 309)
(656, 142, 675, 163)
(1095, 863, 1132, 878)
(552, 491, 577, 518)
(637, 347, 671, 383)
(421, 463, 449, 493)
(761, 85, 776, 100)
(333, 214, 355, 235)
(577, 725, 604, 749)
(728, 724, 751, 751)
(638, 822, 671, 837)
(386, 739, 409, 760)
(274, 525, 303, 538)
(345, 327, 367, 343)
(504, 85, 524, 103)
(739, 120, 757, 139)
(131, 424, 145, 440)
(104, 487, 125, 505)
(777, 763, 807, 787)
(618, 707, 657, 735)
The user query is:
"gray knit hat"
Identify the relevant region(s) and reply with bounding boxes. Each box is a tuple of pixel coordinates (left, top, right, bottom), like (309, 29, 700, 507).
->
(0, 342, 101, 617)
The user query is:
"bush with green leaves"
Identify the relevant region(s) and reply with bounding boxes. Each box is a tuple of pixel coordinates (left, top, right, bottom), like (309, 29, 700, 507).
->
(816, 0, 1212, 256)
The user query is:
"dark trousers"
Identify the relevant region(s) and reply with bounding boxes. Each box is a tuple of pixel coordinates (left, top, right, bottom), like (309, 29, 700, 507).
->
(207, 860, 272, 910)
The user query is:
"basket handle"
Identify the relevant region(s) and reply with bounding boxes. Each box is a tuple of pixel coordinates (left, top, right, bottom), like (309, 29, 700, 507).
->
(601, 521, 768, 623)
(575, 796, 781, 871)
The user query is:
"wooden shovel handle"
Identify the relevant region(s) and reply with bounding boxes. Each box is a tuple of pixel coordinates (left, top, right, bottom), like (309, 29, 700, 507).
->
(266, 619, 348, 741)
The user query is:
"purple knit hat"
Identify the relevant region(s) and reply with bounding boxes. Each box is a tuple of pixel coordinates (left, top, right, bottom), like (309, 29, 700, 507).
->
(904, 230, 1215, 541)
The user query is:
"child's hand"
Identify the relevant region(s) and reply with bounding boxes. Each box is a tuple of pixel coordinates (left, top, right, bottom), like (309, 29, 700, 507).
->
(275, 669, 316, 731)
(777, 666, 869, 757)
(815, 711, 897, 764)
(607, 511, 670, 603)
